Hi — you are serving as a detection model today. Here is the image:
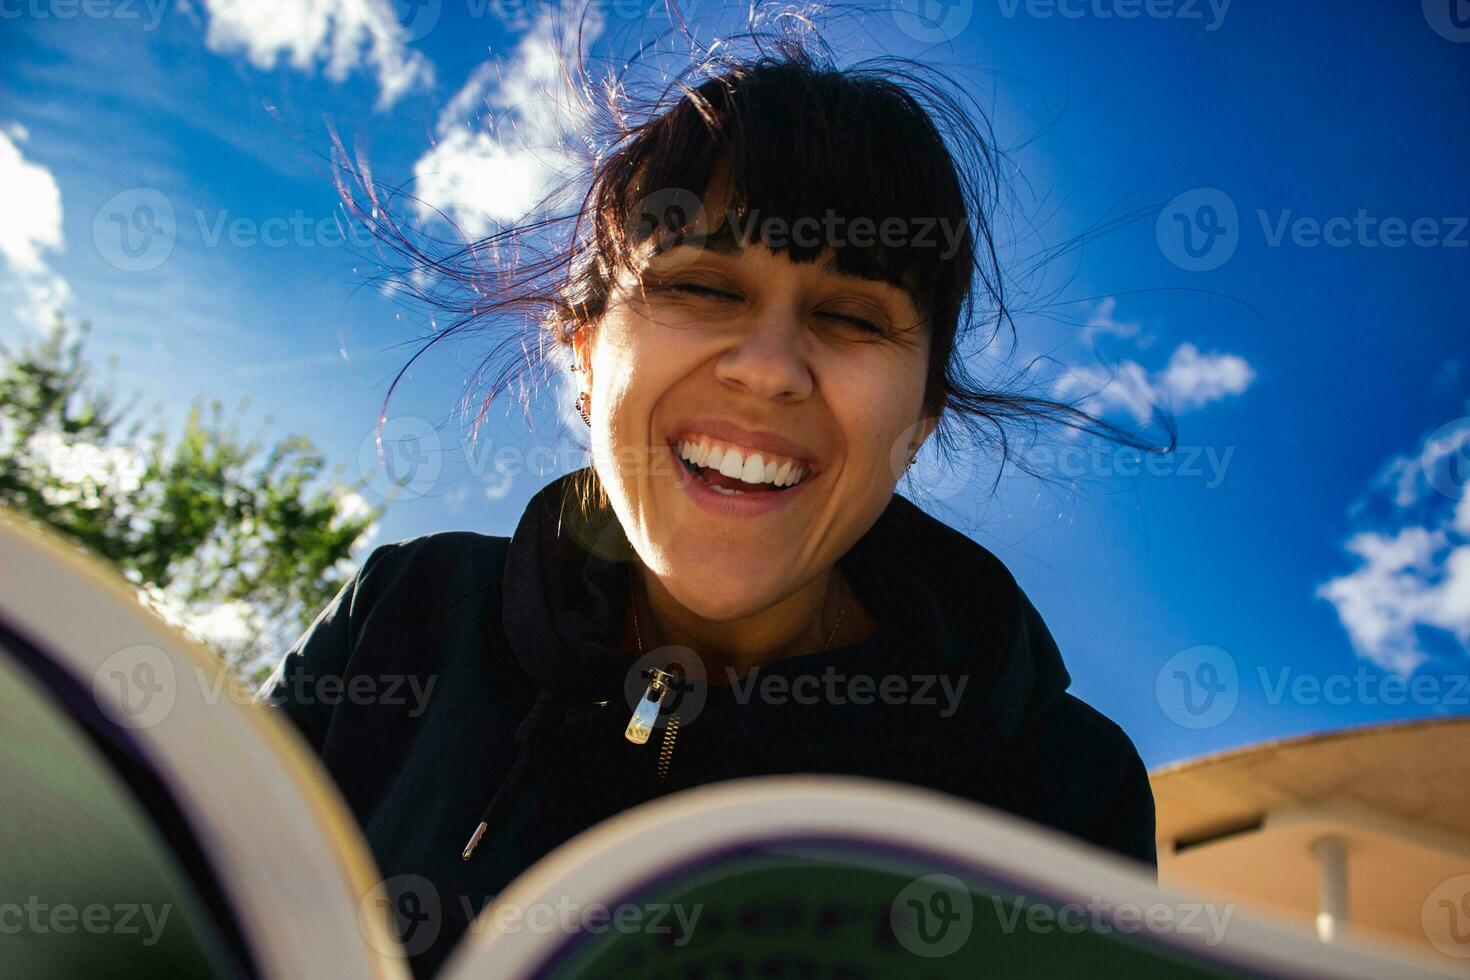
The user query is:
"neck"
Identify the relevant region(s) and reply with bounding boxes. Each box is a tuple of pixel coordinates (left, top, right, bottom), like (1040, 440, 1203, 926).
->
(624, 563, 877, 685)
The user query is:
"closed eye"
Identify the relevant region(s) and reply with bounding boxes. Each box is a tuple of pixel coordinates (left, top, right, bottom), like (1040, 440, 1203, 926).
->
(669, 283, 742, 301)
(816, 311, 886, 335)
(644, 276, 888, 334)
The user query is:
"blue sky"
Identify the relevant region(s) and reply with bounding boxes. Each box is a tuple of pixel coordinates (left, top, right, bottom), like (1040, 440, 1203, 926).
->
(2, 0, 1467, 768)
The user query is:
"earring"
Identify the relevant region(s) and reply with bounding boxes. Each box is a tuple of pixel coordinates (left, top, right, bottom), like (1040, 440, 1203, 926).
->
(577, 391, 592, 427)
(906, 453, 917, 468)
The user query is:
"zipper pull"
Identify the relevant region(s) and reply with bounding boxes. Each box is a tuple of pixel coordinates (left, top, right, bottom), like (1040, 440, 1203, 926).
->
(625, 667, 678, 744)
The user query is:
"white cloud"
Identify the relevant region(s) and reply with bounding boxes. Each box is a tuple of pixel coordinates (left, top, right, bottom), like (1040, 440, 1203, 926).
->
(193, 0, 434, 110)
(1052, 360, 1158, 426)
(329, 521, 382, 582)
(28, 433, 148, 508)
(137, 582, 266, 657)
(1056, 301, 1254, 425)
(1080, 297, 1144, 347)
(1380, 421, 1470, 509)
(331, 488, 375, 526)
(1156, 343, 1256, 410)
(0, 126, 71, 330)
(410, 8, 602, 238)
(1317, 418, 1470, 675)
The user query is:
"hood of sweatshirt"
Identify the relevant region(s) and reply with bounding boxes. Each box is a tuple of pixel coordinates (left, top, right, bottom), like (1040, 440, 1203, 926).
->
(498, 468, 1072, 767)
(456, 466, 1077, 860)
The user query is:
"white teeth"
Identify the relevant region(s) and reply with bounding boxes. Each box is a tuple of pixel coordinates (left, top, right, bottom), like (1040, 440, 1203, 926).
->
(718, 450, 744, 480)
(675, 436, 810, 488)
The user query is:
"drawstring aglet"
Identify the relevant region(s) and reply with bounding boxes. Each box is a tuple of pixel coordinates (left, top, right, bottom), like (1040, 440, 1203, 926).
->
(461, 821, 489, 861)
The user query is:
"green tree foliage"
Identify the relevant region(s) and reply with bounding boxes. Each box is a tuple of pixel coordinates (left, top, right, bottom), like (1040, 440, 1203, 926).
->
(0, 318, 380, 680)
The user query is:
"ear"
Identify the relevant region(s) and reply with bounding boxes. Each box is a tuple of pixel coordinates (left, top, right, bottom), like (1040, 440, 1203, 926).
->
(569, 321, 593, 380)
(912, 412, 941, 454)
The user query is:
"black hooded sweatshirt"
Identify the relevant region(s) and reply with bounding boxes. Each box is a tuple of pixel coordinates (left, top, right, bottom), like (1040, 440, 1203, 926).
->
(258, 468, 1156, 979)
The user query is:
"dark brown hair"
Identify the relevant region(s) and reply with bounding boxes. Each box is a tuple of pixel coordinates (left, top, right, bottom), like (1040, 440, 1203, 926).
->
(333, 8, 1172, 515)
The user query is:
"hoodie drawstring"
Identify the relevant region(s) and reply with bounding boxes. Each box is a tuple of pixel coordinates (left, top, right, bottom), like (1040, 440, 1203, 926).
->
(460, 687, 563, 861)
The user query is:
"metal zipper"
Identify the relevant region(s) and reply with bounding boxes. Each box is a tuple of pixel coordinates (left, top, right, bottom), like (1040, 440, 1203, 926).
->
(626, 666, 681, 781)
(656, 711, 680, 782)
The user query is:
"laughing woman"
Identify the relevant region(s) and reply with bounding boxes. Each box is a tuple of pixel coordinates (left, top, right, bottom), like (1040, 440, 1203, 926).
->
(260, 37, 1163, 980)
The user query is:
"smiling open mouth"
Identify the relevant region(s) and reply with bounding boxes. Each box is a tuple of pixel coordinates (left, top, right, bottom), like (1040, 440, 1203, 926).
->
(674, 450, 796, 495)
(666, 436, 816, 497)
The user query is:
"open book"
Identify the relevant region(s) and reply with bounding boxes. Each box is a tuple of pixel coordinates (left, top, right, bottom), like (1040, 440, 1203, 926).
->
(0, 512, 1456, 979)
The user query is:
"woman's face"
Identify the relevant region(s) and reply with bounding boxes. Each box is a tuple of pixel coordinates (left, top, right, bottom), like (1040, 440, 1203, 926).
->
(579, 235, 938, 621)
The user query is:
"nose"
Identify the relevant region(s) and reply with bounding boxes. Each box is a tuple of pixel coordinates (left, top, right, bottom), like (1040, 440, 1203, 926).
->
(712, 302, 814, 402)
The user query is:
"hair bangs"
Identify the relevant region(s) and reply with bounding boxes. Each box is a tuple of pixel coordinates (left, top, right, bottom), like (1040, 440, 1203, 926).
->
(594, 60, 974, 328)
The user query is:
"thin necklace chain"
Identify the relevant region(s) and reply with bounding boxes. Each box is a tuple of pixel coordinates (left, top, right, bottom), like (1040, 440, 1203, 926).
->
(628, 572, 851, 654)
